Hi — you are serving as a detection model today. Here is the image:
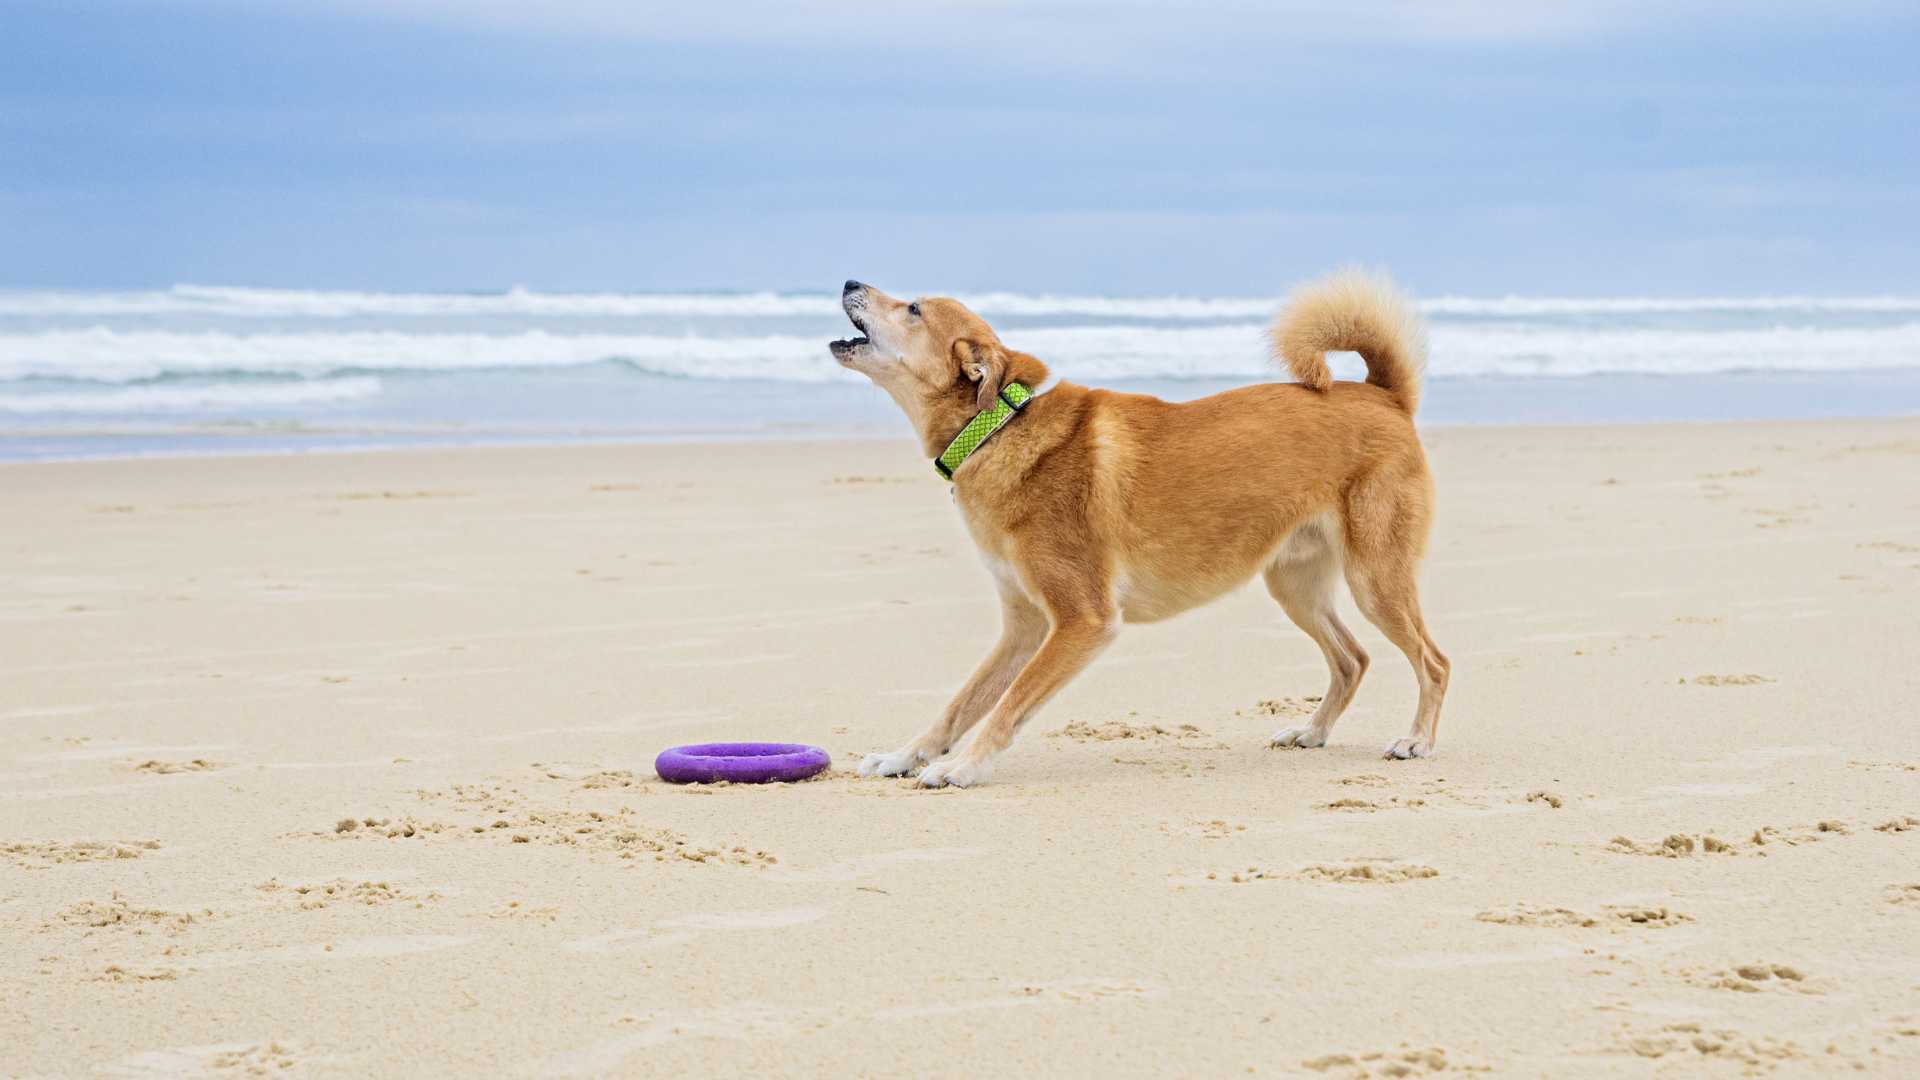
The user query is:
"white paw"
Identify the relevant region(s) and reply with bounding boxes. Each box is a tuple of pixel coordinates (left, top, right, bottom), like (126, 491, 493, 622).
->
(1270, 726, 1327, 749)
(1383, 737, 1432, 760)
(858, 748, 926, 778)
(917, 759, 991, 789)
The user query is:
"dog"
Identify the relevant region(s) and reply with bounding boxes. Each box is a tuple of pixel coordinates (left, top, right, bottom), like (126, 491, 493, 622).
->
(830, 271, 1449, 787)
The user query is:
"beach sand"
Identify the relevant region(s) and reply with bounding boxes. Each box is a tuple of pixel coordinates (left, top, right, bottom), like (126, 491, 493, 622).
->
(3, 420, 1918, 1076)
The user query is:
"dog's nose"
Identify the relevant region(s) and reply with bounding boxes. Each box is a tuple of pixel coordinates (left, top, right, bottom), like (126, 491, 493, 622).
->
(843, 280, 863, 295)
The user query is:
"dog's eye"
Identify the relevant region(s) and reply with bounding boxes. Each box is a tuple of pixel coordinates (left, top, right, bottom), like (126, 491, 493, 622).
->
(907, 302, 921, 317)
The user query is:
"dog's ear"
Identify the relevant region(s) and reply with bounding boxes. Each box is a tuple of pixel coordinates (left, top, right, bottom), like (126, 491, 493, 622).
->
(952, 338, 1008, 411)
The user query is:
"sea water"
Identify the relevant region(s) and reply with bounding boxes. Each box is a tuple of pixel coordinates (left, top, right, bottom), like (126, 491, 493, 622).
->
(1, 285, 1916, 461)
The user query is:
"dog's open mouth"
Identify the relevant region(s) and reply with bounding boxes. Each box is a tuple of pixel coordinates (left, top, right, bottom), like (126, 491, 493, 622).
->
(829, 312, 869, 360)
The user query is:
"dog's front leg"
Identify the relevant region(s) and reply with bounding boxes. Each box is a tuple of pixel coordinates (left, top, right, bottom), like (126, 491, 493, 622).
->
(918, 613, 1116, 789)
(859, 593, 1045, 778)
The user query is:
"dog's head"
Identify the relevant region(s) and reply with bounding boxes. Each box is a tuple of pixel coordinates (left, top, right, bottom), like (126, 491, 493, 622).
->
(830, 280, 1031, 417)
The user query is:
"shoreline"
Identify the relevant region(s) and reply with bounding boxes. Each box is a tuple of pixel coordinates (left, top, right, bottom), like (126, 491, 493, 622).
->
(5, 367, 1919, 465)
(1, 410, 1918, 472)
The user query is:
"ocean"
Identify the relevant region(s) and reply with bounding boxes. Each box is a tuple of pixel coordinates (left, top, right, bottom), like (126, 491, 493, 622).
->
(2, 286, 1918, 462)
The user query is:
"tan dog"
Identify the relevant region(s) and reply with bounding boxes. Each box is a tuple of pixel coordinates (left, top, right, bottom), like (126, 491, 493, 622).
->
(831, 271, 1449, 787)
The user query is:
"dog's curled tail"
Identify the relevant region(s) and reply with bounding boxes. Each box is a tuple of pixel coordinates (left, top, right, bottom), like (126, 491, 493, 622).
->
(1270, 269, 1428, 415)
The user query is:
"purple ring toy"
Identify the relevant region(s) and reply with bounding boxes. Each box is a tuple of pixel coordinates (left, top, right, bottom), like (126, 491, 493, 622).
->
(653, 742, 831, 784)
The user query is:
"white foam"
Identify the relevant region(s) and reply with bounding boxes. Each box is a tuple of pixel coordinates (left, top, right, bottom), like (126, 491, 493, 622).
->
(0, 328, 847, 383)
(6, 320, 1917, 390)
(0, 375, 381, 414)
(1423, 294, 1920, 316)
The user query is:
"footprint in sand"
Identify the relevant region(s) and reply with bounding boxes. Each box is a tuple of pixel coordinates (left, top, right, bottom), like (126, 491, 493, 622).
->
(1301, 1046, 1463, 1076)
(1244, 697, 1321, 720)
(1165, 819, 1246, 839)
(1180, 860, 1438, 886)
(1611, 821, 1866, 855)
(489, 901, 561, 922)
(1681, 962, 1819, 995)
(1475, 903, 1691, 930)
(3, 839, 161, 869)
(1606, 833, 1736, 858)
(1317, 796, 1426, 813)
(1300, 861, 1438, 884)
(1050, 718, 1221, 744)
(1748, 820, 1863, 848)
(50, 895, 210, 934)
(1620, 1023, 1806, 1066)
(1686, 674, 1775, 687)
(93, 965, 181, 985)
(128, 758, 228, 775)
(1885, 884, 1920, 907)
(1111, 756, 1215, 777)
(321, 806, 774, 866)
(256, 878, 442, 910)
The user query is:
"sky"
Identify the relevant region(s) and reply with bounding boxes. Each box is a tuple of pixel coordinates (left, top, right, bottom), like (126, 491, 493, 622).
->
(2, 1, 1916, 296)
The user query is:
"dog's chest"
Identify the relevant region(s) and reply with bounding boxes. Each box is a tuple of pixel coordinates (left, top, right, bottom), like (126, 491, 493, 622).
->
(952, 496, 1024, 591)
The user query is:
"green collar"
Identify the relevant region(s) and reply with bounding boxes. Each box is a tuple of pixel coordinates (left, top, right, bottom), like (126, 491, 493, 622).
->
(934, 381, 1035, 480)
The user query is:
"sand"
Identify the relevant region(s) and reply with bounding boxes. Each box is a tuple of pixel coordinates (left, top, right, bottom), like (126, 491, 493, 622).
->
(3, 419, 1918, 1077)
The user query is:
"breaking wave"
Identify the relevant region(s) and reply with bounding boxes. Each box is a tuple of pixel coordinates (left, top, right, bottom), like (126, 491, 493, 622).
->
(2, 322, 1917, 388)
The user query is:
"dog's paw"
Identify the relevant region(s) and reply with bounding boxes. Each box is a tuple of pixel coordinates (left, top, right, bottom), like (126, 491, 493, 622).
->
(858, 748, 926, 778)
(1270, 727, 1327, 749)
(1383, 737, 1433, 760)
(917, 759, 990, 789)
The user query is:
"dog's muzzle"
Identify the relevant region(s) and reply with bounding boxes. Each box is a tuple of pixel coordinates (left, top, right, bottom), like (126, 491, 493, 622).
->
(830, 280, 870, 361)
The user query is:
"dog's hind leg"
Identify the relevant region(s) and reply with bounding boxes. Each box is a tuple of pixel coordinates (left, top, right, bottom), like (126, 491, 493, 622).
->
(1342, 480, 1450, 759)
(1263, 517, 1369, 749)
(859, 588, 1047, 778)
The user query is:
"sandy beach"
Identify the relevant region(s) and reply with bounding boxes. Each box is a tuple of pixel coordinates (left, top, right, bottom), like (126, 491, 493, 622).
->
(3, 419, 1918, 1077)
